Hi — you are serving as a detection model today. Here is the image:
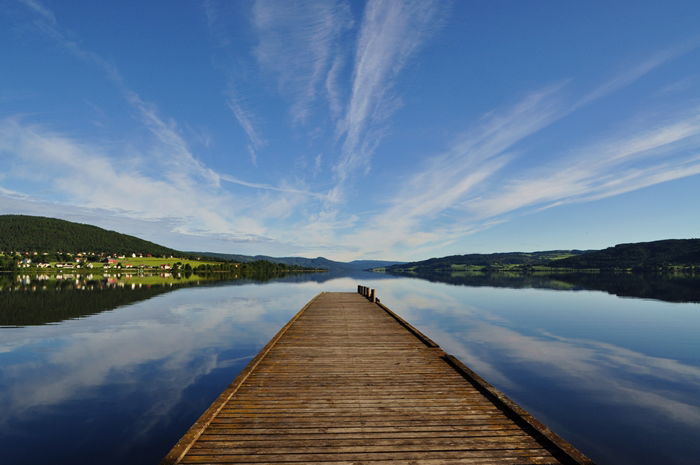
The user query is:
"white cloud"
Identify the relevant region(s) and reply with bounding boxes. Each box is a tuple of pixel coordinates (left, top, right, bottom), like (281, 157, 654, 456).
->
(0, 117, 270, 243)
(377, 285, 700, 428)
(1, 110, 352, 256)
(469, 111, 700, 219)
(0, 288, 291, 427)
(465, 324, 700, 427)
(0, 114, 337, 253)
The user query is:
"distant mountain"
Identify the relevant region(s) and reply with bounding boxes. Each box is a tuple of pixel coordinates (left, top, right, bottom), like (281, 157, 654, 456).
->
(0, 215, 178, 256)
(552, 239, 700, 269)
(190, 251, 403, 271)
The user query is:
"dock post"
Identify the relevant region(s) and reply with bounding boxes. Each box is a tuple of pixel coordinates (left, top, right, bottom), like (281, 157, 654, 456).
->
(370, 288, 376, 302)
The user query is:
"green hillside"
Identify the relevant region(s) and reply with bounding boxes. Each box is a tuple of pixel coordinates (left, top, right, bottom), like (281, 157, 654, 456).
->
(385, 250, 586, 274)
(383, 239, 700, 275)
(552, 239, 700, 269)
(0, 215, 178, 255)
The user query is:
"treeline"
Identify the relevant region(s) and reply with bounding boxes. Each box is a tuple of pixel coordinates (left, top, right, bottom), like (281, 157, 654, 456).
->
(194, 260, 315, 274)
(0, 215, 178, 255)
(0, 254, 19, 271)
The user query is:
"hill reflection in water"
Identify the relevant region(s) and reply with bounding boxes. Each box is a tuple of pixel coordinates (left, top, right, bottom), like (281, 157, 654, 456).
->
(0, 270, 325, 326)
(385, 269, 700, 304)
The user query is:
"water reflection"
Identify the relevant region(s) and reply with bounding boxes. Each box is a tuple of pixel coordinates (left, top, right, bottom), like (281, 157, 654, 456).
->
(385, 269, 700, 303)
(0, 271, 323, 326)
(0, 273, 698, 465)
(0, 282, 322, 464)
(370, 278, 700, 465)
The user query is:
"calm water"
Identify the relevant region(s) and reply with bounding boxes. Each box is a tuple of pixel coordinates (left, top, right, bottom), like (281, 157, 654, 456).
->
(1, 271, 699, 464)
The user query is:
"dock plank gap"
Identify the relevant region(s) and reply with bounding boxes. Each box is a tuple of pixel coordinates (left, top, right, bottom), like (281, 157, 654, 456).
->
(161, 288, 596, 465)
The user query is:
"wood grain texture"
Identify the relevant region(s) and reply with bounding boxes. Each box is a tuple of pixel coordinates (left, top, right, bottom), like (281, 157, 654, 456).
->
(161, 291, 595, 465)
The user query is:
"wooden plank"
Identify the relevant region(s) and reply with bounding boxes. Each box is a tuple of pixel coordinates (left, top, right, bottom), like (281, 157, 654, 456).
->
(159, 293, 324, 465)
(161, 290, 596, 465)
(179, 449, 560, 463)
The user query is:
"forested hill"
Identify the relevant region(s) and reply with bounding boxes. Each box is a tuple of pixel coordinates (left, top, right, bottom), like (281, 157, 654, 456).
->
(384, 250, 587, 273)
(0, 215, 178, 255)
(552, 239, 700, 269)
(383, 239, 700, 274)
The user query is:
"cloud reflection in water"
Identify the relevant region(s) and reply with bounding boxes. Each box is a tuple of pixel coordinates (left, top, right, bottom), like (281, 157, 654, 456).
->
(368, 277, 700, 464)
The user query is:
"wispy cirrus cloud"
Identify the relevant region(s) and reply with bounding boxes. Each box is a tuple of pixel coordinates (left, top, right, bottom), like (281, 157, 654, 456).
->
(124, 91, 221, 187)
(575, 39, 700, 109)
(16, 0, 218, 186)
(6, 0, 700, 260)
(0, 116, 306, 247)
(325, 55, 347, 120)
(323, 85, 566, 258)
(251, 0, 353, 123)
(0, 118, 227, 226)
(17, 0, 123, 84)
(225, 84, 266, 166)
(329, 55, 700, 259)
(380, 286, 700, 429)
(467, 323, 700, 427)
(203, 1, 268, 166)
(219, 173, 325, 199)
(468, 110, 700, 220)
(16, 0, 54, 23)
(334, 0, 444, 185)
(8, 0, 327, 249)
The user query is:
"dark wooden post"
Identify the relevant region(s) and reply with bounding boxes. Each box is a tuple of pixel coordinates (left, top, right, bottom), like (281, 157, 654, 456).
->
(370, 288, 376, 302)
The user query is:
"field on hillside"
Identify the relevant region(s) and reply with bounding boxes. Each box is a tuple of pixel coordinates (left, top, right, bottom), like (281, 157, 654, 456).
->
(105, 257, 222, 268)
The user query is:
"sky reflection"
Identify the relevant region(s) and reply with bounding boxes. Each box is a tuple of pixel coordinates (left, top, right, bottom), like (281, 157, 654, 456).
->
(0, 282, 320, 464)
(0, 275, 699, 464)
(367, 278, 700, 465)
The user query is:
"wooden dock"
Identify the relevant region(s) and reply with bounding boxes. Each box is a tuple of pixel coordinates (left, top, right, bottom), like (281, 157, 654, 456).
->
(161, 288, 595, 465)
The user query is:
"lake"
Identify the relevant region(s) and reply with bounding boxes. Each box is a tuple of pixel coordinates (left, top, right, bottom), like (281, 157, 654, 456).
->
(1, 271, 699, 464)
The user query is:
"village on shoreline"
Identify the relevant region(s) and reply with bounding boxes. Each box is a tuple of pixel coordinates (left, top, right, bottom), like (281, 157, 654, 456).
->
(0, 251, 225, 272)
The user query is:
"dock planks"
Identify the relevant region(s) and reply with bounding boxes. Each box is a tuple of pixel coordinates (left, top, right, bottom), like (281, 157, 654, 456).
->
(161, 291, 595, 465)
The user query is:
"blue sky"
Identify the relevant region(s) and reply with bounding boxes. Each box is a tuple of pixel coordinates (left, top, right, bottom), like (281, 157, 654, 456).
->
(1, 0, 699, 260)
